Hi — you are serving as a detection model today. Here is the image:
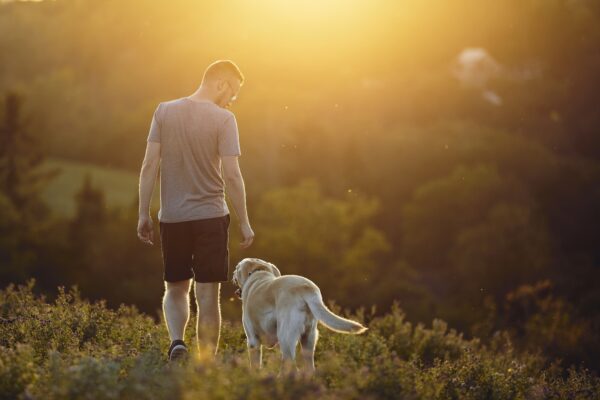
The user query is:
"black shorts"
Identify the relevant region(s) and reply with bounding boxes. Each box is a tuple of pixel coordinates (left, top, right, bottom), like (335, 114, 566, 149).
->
(159, 214, 231, 283)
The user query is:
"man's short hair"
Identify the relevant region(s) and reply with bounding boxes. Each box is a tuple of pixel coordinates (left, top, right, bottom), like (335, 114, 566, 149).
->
(202, 60, 244, 85)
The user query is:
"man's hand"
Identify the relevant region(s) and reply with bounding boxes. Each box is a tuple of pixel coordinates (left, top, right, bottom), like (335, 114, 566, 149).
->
(240, 222, 255, 249)
(137, 215, 154, 245)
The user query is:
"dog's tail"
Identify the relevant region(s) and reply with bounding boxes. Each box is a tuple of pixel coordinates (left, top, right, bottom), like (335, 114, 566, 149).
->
(303, 290, 367, 334)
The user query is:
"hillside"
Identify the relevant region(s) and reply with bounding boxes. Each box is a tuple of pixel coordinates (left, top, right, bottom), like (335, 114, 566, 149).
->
(1, 281, 597, 400)
(40, 158, 159, 218)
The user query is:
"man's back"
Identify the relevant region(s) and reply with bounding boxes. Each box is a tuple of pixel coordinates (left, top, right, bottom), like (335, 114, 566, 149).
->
(138, 60, 253, 361)
(148, 97, 241, 223)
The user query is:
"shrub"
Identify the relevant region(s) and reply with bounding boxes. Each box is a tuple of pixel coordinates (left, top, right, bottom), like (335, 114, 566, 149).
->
(0, 281, 598, 399)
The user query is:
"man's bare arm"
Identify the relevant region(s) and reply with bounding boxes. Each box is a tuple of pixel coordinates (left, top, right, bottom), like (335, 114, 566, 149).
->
(222, 155, 254, 248)
(137, 141, 161, 244)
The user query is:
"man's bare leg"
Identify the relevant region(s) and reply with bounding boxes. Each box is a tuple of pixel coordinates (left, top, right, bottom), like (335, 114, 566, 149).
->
(195, 282, 221, 358)
(163, 279, 192, 341)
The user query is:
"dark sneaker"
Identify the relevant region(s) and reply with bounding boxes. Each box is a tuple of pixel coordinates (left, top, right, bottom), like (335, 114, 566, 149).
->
(168, 339, 189, 362)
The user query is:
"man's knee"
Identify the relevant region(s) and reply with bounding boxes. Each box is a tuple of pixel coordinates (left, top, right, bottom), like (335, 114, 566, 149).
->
(195, 282, 220, 306)
(165, 279, 192, 297)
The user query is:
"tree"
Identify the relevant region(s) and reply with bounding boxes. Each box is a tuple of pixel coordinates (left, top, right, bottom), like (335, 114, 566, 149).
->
(69, 173, 107, 243)
(248, 180, 390, 307)
(0, 92, 56, 219)
(66, 174, 108, 289)
(0, 92, 58, 285)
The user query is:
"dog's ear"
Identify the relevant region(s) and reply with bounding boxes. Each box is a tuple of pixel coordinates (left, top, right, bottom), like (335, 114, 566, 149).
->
(248, 260, 281, 277)
(231, 268, 238, 286)
(232, 259, 247, 287)
(248, 260, 271, 274)
(267, 262, 281, 277)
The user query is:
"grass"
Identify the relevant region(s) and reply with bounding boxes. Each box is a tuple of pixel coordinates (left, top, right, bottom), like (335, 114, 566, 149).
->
(1, 281, 598, 400)
(40, 158, 159, 218)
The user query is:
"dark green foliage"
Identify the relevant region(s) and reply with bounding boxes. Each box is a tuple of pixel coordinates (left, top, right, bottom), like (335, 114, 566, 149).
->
(1, 282, 598, 400)
(0, 92, 59, 285)
(249, 179, 390, 307)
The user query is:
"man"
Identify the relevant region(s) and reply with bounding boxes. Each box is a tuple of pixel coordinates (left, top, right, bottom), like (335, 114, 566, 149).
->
(137, 60, 254, 362)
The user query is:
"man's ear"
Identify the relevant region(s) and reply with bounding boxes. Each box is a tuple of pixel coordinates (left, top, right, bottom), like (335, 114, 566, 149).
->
(217, 79, 227, 92)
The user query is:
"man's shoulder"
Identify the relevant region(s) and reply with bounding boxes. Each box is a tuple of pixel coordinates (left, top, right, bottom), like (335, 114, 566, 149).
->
(159, 98, 187, 109)
(221, 108, 236, 121)
(160, 98, 234, 119)
(152, 99, 180, 119)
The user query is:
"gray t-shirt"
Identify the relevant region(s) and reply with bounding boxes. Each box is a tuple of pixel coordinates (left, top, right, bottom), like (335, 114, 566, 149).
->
(147, 97, 241, 223)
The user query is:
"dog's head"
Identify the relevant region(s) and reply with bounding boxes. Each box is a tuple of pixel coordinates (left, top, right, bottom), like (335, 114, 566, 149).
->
(232, 258, 281, 298)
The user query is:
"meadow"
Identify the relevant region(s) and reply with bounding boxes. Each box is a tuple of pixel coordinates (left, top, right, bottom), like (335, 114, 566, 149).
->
(1, 281, 598, 400)
(40, 158, 156, 218)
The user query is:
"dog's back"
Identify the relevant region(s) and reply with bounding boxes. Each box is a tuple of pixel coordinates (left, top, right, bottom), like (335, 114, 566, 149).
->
(272, 275, 367, 334)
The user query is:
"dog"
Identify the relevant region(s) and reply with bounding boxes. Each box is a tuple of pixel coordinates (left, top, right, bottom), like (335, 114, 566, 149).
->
(232, 257, 367, 373)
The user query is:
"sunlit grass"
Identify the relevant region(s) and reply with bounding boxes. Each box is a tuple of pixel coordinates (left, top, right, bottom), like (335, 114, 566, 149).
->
(40, 158, 159, 218)
(1, 281, 598, 399)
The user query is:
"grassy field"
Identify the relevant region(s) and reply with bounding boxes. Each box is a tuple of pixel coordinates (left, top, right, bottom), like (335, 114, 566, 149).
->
(40, 158, 159, 218)
(1, 281, 598, 400)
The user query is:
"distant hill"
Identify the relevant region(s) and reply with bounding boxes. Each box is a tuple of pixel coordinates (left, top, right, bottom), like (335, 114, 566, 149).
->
(40, 158, 160, 218)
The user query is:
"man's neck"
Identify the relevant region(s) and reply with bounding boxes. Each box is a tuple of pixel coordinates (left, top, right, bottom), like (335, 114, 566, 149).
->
(187, 87, 216, 104)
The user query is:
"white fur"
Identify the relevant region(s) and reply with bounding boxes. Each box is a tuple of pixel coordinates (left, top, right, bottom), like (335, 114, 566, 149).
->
(232, 258, 367, 373)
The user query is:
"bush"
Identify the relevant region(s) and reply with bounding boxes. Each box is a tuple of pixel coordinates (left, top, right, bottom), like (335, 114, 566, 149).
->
(0, 281, 598, 399)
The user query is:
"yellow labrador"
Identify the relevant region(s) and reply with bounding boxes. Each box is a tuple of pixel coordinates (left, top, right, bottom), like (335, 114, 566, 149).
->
(232, 257, 367, 372)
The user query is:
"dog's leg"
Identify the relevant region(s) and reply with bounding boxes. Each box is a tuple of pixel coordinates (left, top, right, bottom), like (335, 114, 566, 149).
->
(277, 315, 302, 375)
(243, 318, 262, 369)
(278, 340, 298, 375)
(248, 342, 262, 369)
(300, 320, 318, 373)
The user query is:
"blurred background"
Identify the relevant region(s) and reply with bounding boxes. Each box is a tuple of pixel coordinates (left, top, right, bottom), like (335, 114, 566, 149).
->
(1, 0, 599, 370)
